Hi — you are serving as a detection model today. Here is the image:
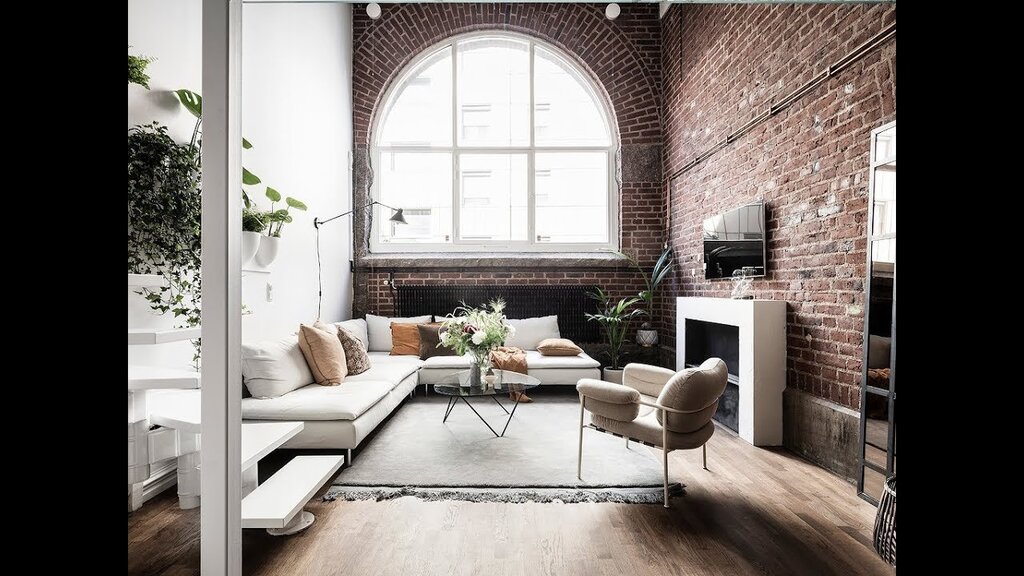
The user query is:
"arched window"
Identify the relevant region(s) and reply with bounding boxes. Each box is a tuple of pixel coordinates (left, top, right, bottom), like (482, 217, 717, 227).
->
(372, 33, 616, 252)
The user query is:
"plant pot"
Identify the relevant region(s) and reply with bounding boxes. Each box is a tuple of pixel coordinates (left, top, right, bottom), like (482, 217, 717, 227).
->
(602, 367, 624, 384)
(241, 232, 261, 266)
(636, 329, 659, 347)
(254, 235, 279, 267)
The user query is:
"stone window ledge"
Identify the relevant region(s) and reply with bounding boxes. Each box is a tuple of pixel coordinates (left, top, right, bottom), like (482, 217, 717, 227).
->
(354, 252, 630, 270)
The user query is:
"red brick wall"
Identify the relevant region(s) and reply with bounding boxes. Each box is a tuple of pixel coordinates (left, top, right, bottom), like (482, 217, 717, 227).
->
(352, 3, 665, 336)
(660, 3, 896, 408)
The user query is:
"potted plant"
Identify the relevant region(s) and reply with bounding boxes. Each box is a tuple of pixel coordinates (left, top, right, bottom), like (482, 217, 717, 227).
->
(241, 201, 266, 266)
(618, 246, 675, 347)
(586, 287, 644, 384)
(255, 187, 307, 267)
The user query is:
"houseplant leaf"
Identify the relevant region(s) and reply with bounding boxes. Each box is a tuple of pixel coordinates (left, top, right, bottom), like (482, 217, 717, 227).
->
(242, 137, 253, 150)
(174, 89, 203, 119)
(285, 197, 307, 211)
(243, 168, 261, 186)
(265, 187, 282, 202)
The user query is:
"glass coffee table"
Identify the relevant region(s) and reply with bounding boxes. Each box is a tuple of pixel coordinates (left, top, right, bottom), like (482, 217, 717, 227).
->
(435, 370, 540, 437)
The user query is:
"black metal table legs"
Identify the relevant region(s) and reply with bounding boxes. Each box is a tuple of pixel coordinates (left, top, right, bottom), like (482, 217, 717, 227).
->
(441, 394, 522, 437)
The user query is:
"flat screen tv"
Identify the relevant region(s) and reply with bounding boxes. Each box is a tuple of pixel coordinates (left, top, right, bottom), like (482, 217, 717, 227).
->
(703, 201, 766, 279)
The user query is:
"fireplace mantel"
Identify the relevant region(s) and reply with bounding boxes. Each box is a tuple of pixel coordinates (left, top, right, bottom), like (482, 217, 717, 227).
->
(676, 297, 787, 446)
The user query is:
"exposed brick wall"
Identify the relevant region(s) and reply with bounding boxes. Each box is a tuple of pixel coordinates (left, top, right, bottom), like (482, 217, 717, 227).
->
(660, 3, 896, 408)
(351, 3, 665, 339)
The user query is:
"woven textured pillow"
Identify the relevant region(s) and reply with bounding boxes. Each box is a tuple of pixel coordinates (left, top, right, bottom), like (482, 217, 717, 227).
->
(536, 337, 583, 356)
(298, 324, 348, 385)
(337, 326, 371, 375)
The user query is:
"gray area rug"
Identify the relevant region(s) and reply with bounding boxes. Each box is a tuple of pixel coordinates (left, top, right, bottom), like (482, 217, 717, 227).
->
(323, 391, 681, 504)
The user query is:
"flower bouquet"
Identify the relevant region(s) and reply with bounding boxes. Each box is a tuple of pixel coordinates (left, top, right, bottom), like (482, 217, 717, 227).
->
(438, 299, 515, 386)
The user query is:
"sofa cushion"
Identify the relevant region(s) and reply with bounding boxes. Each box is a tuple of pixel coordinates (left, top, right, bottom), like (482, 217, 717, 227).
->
(421, 350, 599, 369)
(390, 322, 426, 356)
(418, 323, 457, 359)
(351, 353, 424, 387)
(536, 337, 583, 356)
(241, 336, 314, 399)
(505, 316, 560, 350)
(298, 324, 348, 385)
(335, 319, 369, 351)
(366, 314, 432, 352)
(241, 380, 392, 421)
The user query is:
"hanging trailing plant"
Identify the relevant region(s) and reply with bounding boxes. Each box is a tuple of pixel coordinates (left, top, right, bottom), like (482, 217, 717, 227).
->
(128, 122, 202, 363)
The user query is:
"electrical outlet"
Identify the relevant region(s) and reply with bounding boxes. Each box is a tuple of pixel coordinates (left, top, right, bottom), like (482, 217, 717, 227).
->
(265, 282, 274, 302)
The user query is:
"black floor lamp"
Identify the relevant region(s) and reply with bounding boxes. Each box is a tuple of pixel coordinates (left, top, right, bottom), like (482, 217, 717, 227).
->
(313, 201, 406, 318)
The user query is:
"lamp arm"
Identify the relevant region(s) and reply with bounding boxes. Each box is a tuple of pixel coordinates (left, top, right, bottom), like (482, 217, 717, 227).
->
(314, 200, 401, 228)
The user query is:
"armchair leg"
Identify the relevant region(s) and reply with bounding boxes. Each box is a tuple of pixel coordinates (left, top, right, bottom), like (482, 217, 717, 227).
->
(663, 425, 670, 508)
(702, 444, 708, 471)
(577, 397, 585, 480)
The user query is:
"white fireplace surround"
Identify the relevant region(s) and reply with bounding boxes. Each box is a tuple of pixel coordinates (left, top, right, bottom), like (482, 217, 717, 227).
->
(676, 297, 786, 446)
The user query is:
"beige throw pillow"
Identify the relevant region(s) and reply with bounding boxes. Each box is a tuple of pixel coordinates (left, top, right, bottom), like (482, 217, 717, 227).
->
(315, 320, 370, 375)
(298, 324, 348, 386)
(536, 337, 583, 356)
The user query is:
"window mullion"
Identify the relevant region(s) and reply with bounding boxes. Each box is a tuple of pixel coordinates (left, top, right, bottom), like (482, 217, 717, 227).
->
(528, 41, 536, 246)
(451, 43, 459, 245)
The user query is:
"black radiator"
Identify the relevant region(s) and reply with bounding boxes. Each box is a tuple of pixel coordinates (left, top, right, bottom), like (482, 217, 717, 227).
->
(396, 285, 601, 343)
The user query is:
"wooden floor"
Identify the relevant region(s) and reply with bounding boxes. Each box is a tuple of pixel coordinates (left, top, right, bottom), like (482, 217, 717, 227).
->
(128, 424, 893, 576)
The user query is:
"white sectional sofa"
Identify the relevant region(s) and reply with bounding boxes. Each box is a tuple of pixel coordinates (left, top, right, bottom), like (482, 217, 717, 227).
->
(241, 318, 600, 453)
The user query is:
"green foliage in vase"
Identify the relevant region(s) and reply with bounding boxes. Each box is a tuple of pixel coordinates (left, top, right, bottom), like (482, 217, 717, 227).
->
(128, 50, 153, 89)
(585, 287, 643, 369)
(128, 123, 202, 363)
(439, 299, 514, 357)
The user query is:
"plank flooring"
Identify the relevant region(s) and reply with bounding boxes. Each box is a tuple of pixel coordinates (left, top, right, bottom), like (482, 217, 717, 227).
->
(128, 421, 894, 576)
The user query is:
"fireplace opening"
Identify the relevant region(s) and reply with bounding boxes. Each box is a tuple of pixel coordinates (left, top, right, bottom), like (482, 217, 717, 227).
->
(685, 319, 740, 433)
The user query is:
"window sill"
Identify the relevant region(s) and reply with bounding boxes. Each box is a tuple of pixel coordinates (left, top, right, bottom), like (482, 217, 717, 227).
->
(354, 252, 629, 270)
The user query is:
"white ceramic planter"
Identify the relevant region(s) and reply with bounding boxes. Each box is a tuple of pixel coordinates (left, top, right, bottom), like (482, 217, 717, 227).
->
(254, 235, 280, 267)
(636, 329, 659, 347)
(241, 232, 261, 266)
(602, 367, 624, 384)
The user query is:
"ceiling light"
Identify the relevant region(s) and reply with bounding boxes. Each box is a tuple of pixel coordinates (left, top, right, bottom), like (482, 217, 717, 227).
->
(605, 3, 620, 21)
(366, 2, 382, 20)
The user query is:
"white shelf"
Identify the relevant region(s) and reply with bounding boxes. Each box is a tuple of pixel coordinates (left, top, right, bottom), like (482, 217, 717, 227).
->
(242, 267, 271, 276)
(128, 273, 165, 288)
(148, 392, 303, 470)
(128, 365, 200, 390)
(241, 422, 304, 471)
(241, 455, 344, 529)
(128, 327, 201, 345)
(148, 390, 201, 434)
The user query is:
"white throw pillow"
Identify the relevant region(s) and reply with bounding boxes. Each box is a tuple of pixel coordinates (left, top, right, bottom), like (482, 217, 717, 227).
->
(505, 315, 560, 350)
(241, 337, 314, 398)
(335, 318, 369, 351)
(365, 313, 432, 352)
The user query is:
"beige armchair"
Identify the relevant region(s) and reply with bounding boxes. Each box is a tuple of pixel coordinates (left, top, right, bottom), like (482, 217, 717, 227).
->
(576, 358, 729, 507)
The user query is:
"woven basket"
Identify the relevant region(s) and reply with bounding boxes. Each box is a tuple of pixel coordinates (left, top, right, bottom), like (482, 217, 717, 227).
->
(872, 475, 896, 566)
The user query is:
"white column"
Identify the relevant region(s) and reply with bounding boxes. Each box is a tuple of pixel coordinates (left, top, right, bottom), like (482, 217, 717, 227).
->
(201, 0, 243, 574)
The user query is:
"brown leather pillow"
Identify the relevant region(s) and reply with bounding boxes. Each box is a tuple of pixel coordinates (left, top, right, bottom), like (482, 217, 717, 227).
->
(418, 323, 457, 360)
(536, 337, 583, 356)
(390, 322, 425, 356)
(298, 324, 348, 385)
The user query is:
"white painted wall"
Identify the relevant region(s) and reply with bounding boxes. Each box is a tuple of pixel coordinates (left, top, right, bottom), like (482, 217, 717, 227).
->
(128, 0, 353, 369)
(241, 1, 353, 342)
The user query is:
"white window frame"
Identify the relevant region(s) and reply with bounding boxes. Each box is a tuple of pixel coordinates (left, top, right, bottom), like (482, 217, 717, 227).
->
(370, 32, 618, 253)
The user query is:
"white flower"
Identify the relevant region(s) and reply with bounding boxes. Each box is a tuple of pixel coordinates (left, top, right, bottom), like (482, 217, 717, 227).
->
(506, 325, 516, 337)
(471, 331, 486, 345)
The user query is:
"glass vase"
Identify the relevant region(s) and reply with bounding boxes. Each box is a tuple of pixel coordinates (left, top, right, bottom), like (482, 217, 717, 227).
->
(468, 349, 492, 387)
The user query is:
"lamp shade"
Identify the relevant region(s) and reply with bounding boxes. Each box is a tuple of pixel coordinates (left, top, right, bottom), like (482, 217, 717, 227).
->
(389, 208, 408, 225)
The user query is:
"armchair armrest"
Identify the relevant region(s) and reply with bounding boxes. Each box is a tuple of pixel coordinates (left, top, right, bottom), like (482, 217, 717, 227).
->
(576, 379, 640, 404)
(623, 363, 676, 397)
(576, 378, 641, 423)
